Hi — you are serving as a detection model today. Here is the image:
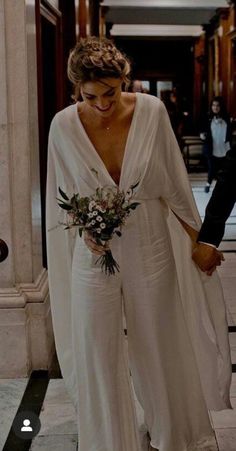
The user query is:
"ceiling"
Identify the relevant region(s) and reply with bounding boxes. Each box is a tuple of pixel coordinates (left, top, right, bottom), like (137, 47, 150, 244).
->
(101, 0, 230, 37)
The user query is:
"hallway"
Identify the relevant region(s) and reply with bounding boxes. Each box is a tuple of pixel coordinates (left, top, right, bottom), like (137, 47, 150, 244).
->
(1, 173, 236, 451)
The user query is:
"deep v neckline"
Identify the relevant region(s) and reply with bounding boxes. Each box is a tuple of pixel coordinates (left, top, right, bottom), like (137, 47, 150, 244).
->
(75, 93, 140, 188)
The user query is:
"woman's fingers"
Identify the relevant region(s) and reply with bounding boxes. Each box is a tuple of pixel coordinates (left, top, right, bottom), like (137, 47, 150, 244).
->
(206, 252, 225, 276)
(219, 251, 225, 261)
(84, 231, 107, 255)
(214, 251, 224, 267)
(206, 266, 216, 276)
(192, 243, 225, 273)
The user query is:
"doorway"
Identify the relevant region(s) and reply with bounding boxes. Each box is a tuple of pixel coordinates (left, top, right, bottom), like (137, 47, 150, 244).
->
(36, 1, 63, 267)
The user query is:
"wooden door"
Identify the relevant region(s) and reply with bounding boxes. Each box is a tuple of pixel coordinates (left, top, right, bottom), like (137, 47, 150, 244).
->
(230, 35, 236, 120)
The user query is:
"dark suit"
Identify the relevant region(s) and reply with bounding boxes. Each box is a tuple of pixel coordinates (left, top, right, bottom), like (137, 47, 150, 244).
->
(198, 149, 236, 246)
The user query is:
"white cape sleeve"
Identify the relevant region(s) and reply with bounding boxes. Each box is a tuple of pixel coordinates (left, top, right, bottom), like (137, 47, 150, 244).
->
(46, 122, 78, 410)
(157, 102, 232, 411)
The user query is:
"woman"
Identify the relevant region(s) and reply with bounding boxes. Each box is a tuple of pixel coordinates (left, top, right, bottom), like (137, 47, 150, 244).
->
(200, 96, 231, 193)
(46, 37, 232, 451)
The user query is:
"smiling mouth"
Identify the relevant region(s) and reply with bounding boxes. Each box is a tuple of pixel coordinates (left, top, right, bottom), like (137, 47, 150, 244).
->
(95, 103, 113, 112)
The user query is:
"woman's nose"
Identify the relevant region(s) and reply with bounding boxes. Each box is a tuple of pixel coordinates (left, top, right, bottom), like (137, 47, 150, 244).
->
(95, 97, 109, 109)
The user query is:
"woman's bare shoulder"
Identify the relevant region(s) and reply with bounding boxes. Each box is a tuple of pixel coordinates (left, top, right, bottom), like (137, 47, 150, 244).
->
(121, 92, 136, 107)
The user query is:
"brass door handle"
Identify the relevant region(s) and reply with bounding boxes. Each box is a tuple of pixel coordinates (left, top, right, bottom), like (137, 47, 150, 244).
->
(0, 239, 9, 262)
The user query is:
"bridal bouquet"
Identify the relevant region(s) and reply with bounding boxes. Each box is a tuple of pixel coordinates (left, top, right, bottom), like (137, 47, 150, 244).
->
(57, 181, 140, 275)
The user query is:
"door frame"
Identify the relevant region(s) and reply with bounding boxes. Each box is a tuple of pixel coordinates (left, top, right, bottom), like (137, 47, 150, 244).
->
(35, 0, 63, 267)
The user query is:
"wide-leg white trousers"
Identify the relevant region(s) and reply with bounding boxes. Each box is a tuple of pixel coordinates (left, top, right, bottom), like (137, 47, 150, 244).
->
(71, 230, 215, 451)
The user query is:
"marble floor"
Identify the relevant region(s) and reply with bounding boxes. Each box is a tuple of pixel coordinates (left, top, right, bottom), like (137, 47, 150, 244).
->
(0, 379, 28, 450)
(0, 172, 236, 451)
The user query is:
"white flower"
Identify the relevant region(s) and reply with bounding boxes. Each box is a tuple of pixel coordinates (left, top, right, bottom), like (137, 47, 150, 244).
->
(96, 205, 104, 212)
(91, 220, 96, 225)
(96, 228, 101, 233)
(100, 223, 106, 229)
(96, 216, 103, 222)
(92, 210, 98, 216)
(88, 212, 93, 218)
(89, 200, 96, 211)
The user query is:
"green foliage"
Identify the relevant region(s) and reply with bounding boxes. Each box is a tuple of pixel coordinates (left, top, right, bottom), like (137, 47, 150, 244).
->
(58, 187, 69, 201)
(57, 179, 140, 275)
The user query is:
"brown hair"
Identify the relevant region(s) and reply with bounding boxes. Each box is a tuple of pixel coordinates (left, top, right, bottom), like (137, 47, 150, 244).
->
(67, 36, 131, 100)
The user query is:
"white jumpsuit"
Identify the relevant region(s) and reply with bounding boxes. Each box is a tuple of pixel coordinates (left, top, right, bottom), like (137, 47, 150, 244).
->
(46, 94, 232, 451)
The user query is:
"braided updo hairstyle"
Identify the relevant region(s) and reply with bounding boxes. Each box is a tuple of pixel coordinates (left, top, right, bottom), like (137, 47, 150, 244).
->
(67, 36, 131, 101)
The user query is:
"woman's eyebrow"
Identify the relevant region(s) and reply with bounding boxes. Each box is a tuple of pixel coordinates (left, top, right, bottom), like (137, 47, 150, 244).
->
(83, 87, 115, 96)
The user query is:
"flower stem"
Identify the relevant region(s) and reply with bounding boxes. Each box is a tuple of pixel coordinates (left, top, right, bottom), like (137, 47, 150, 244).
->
(95, 250, 120, 275)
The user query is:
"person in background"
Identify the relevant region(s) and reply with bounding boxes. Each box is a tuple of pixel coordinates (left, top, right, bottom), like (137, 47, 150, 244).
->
(142, 86, 150, 94)
(200, 96, 231, 193)
(192, 147, 236, 273)
(131, 80, 150, 94)
(166, 89, 184, 144)
(131, 79, 144, 93)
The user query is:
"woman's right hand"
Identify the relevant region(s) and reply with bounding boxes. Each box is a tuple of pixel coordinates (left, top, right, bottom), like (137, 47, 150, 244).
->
(84, 231, 109, 255)
(192, 242, 224, 275)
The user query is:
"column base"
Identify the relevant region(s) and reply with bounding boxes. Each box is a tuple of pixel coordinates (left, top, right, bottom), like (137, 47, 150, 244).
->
(0, 269, 55, 377)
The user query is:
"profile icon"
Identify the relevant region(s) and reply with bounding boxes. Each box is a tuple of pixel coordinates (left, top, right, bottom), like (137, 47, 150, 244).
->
(21, 418, 33, 432)
(12, 411, 40, 439)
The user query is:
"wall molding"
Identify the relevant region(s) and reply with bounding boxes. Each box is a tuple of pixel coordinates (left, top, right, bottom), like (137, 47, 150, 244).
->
(0, 269, 48, 308)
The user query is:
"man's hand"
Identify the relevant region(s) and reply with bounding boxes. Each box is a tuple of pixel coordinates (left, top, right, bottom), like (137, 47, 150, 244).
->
(192, 242, 224, 276)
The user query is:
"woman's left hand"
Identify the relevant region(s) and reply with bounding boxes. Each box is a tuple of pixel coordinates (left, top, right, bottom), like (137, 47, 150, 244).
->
(84, 231, 110, 255)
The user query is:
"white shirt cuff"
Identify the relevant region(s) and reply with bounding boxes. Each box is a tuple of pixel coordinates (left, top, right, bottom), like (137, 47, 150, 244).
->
(198, 241, 217, 249)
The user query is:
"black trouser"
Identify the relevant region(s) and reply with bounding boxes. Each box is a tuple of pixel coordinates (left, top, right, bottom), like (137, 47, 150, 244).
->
(207, 155, 226, 184)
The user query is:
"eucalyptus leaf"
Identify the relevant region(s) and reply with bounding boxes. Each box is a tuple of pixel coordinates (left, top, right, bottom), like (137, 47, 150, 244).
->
(130, 180, 140, 191)
(58, 203, 73, 211)
(58, 187, 69, 201)
(129, 202, 140, 210)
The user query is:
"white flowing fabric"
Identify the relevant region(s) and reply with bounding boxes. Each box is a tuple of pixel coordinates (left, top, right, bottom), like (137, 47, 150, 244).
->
(46, 94, 232, 451)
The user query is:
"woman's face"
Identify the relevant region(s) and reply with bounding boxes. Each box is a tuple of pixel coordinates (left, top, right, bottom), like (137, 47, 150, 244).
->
(211, 101, 221, 115)
(80, 78, 123, 118)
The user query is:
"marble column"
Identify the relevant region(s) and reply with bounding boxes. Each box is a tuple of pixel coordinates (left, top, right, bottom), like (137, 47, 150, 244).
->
(0, 0, 54, 377)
